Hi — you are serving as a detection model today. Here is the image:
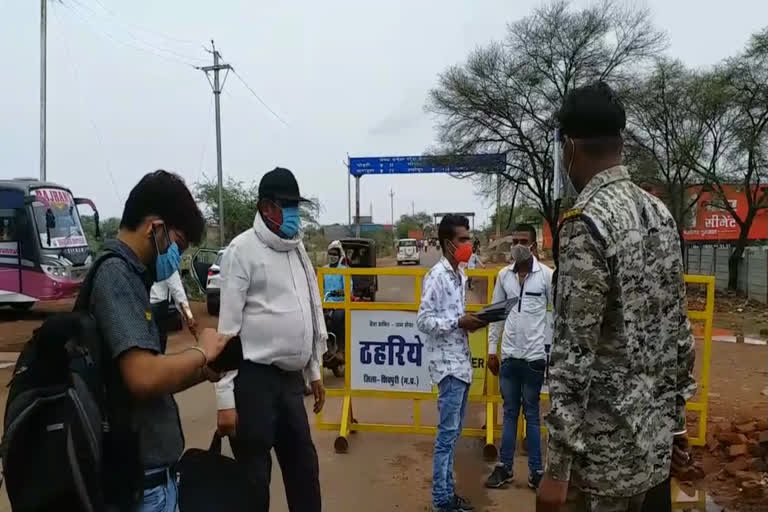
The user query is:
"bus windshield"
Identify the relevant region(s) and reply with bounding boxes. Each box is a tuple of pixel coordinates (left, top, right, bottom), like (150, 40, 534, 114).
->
(31, 188, 87, 248)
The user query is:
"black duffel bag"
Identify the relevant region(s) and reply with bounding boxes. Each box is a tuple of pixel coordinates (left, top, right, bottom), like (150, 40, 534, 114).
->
(177, 433, 252, 511)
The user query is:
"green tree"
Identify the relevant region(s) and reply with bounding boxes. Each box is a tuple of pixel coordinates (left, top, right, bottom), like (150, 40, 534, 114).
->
(80, 215, 120, 253)
(487, 204, 542, 235)
(683, 29, 768, 289)
(395, 211, 432, 239)
(427, 0, 665, 252)
(624, 58, 708, 252)
(195, 177, 321, 245)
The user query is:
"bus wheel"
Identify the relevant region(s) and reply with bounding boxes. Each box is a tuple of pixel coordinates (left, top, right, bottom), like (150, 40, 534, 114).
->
(10, 302, 34, 311)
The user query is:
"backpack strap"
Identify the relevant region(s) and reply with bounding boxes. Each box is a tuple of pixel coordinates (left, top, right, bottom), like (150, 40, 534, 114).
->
(73, 251, 128, 313)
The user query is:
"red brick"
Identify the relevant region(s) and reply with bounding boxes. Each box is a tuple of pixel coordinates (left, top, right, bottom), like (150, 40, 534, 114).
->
(713, 421, 732, 434)
(750, 458, 768, 472)
(734, 470, 762, 485)
(706, 432, 720, 452)
(725, 457, 751, 475)
(735, 422, 758, 434)
(729, 444, 749, 457)
(717, 432, 748, 445)
(758, 430, 768, 445)
(756, 419, 768, 431)
(741, 480, 765, 499)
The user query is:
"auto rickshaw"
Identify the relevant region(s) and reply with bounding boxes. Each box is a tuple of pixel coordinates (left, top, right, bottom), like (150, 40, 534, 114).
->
(339, 238, 378, 301)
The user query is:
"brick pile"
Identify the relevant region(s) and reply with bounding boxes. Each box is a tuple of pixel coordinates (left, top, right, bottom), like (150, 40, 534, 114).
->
(704, 418, 768, 500)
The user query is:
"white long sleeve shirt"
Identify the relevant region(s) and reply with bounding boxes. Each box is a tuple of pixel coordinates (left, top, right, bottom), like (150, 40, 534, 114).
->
(149, 271, 188, 309)
(215, 226, 316, 410)
(488, 257, 554, 362)
(416, 257, 472, 385)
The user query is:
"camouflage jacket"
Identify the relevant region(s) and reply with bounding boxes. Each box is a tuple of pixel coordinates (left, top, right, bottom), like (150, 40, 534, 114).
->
(545, 166, 696, 497)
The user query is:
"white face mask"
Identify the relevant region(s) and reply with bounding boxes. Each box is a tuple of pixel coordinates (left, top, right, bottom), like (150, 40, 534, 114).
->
(328, 254, 340, 265)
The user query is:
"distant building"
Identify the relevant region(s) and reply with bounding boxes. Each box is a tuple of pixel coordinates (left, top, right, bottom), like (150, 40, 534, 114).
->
(323, 223, 392, 240)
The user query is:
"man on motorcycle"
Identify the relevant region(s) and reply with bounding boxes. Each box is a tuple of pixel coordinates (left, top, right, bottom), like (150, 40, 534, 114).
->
(323, 240, 348, 368)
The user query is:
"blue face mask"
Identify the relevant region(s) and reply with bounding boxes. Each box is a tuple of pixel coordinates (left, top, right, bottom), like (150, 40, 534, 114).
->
(155, 242, 181, 281)
(152, 224, 182, 282)
(278, 207, 301, 238)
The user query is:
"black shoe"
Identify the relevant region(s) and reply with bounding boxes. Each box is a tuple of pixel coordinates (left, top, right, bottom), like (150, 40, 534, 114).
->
(485, 464, 513, 488)
(528, 471, 544, 490)
(452, 495, 474, 511)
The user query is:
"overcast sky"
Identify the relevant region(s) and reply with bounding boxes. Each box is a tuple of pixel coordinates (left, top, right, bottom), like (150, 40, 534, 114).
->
(1, 0, 766, 227)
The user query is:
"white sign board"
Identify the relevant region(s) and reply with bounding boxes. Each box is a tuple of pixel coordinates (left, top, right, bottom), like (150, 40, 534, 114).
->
(350, 310, 431, 393)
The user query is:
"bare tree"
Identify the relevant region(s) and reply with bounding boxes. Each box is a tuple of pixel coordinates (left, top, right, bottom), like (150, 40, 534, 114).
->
(684, 30, 768, 290)
(426, 0, 666, 243)
(624, 59, 708, 255)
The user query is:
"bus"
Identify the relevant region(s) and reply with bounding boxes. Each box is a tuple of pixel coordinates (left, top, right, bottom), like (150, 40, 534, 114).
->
(0, 178, 100, 309)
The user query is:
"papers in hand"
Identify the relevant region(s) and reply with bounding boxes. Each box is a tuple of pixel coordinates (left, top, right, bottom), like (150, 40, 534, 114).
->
(475, 298, 518, 323)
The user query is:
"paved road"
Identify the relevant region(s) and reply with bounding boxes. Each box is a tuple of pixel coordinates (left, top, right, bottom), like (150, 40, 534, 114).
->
(0, 253, 536, 512)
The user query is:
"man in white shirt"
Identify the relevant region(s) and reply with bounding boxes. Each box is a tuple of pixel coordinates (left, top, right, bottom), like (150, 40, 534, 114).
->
(150, 270, 196, 351)
(215, 167, 326, 511)
(417, 214, 487, 512)
(485, 224, 553, 492)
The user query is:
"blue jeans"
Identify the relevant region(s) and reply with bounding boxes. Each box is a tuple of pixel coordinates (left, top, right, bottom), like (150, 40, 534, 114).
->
(499, 358, 545, 473)
(138, 468, 178, 512)
(433, 376, 470, 507)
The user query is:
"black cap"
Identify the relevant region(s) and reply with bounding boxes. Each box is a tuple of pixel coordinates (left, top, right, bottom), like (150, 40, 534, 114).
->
(258, 167, 309, 203)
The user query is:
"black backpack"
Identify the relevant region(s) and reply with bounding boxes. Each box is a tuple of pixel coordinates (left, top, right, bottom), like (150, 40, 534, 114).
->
(1, 252, 142, 512)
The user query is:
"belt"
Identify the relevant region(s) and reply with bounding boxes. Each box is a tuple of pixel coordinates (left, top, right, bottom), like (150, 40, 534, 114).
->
(143, 468, 176, 490)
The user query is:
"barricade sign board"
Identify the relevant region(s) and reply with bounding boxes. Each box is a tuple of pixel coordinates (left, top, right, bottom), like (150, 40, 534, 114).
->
(350, 310, 430, 392)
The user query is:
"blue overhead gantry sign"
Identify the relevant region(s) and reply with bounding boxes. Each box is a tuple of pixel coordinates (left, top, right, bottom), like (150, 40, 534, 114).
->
(346, 153, 506, 236)
(349, 154, 506, 177)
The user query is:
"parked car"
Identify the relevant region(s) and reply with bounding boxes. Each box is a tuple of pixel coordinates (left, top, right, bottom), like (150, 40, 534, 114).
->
(396, 238, 420, 265)
(191, 248, 225, 316)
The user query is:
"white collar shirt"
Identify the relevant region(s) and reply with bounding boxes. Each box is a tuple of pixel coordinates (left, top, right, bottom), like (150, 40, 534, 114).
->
(488, 256, 554, 361)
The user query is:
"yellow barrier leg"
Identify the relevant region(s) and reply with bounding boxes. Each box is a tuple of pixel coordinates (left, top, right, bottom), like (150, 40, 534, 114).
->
(334, 394, 351, 454)
(484, 400, 498, 460)
(413, 399, 422, 427)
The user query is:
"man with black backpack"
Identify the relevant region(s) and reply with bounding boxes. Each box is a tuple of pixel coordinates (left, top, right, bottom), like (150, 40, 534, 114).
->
(3, 170, 231, 512)
(89, 170, 231, 511)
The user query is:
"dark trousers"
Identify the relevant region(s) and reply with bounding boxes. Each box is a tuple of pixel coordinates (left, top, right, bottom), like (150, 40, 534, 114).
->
(232, 362, 321, 512)
(641, 476, 671, 512)
(328, 309, 345, 355)
(150, 301, 169, 353)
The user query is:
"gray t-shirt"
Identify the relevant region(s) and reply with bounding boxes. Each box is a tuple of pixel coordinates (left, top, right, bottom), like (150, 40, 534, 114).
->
(90, 240, 184, 469)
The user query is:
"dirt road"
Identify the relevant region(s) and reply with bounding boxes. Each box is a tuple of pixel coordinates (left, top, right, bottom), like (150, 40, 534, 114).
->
(0, 250, 535, 511)
(0, 250, 764, 510)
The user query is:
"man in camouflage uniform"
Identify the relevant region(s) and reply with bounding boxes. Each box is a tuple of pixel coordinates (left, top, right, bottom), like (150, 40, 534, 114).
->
(537, 82, 697, 512)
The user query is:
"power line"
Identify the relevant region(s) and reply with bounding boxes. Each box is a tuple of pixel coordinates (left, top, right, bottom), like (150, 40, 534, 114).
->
(87, 0, 202, 46)
(231, 69, 290, 127)
(51, 5, 122, 204)
(65, 0, 205, 67)
(60, 3, 198, 69)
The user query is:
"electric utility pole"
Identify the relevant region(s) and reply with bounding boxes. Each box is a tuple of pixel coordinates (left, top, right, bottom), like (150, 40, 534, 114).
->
(389, 189, 395, 228)
(198, 41, 232, 248)
(40, 0, 47, 181)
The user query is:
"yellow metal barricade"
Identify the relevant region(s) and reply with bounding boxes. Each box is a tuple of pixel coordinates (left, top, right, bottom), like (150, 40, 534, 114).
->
(317, 267, 714, 457)
(316, 266, 499, 454)
(484, 274, 715, 450)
